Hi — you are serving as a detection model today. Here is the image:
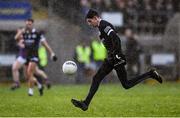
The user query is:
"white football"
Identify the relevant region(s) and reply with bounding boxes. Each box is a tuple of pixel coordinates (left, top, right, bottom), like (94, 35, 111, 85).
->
(62, 61, 77, 75)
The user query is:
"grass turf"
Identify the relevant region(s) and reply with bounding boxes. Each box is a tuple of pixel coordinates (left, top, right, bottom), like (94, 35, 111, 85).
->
(0, 82, 180, 117)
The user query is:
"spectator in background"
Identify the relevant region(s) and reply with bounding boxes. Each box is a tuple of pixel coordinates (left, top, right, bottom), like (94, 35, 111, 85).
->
(125, 0, 138, 28)
(91, 0, 105, 12)
(125, 28, 141, 77)
(165, 0, 174, 20)
(78, 0, 178, 34)
(141, 0, 153, 33)
(172, 0, 179, 12)
(91, 37, 107, 71)
(102, 0, 113, 11)
(37, 45, 51, 89)
(115, 0, 126, 12)
(74, 41, 92, 84)
(80, 0, 90, 16)
(153, 0, 166, 34)
(38, 46, 48, 70)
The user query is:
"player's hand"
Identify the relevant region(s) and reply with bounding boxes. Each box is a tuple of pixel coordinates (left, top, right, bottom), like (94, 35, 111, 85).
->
(18, 28, 25, 34)
(52, 55, 58, 61)
(51, 53, 57, 61)
(113, 51, 126, 67)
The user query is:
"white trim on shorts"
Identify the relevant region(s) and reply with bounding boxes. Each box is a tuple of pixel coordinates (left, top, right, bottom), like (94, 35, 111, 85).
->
(17, 56, 27, 65)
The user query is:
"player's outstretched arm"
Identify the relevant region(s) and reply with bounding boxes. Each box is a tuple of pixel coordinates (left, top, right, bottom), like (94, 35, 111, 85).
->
(41, 40, 57, 61)
(14, 28, 25, 41)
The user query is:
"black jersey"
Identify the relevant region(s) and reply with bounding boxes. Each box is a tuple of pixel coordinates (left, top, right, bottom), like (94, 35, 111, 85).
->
(98, 20, 122, 56)
(22, 28, 45, 63)
(23, 28, 44, 51)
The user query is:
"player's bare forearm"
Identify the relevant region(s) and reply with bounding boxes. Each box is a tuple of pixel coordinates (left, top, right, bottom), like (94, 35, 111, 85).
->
(41, 40, 57, 61)
(14, 32, 22, 41)
(14, 28, 25, 41)
(41, 40, 54, 55)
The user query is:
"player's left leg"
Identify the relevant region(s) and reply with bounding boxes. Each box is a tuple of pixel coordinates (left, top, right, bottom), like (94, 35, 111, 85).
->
(71, 59, 113, 111)
(11, 57, 26, 90)
(115, 65, 163, 89)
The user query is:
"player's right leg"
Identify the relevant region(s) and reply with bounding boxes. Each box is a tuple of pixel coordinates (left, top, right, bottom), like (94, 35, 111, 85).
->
(71, 59, 113, 111)
(27, 61, 44, 96)
(11, 56, 26, 90)
(35, 67, 51, 89)
(149, 68, 163, 83)
(115, 65, 163, 89)
(23, 65, 28, 80)
(27, 61, 37, 96)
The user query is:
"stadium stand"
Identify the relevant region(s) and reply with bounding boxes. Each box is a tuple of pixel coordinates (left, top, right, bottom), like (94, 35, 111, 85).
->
(0, 0, 180, 82)
(78, 0, 179, 34)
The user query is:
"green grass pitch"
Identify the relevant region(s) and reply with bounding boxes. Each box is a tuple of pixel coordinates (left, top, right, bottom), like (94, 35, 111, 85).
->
(0, 82, 180, 117)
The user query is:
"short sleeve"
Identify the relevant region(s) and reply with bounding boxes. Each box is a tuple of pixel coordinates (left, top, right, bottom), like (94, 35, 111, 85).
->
(40, 34, 46, 42)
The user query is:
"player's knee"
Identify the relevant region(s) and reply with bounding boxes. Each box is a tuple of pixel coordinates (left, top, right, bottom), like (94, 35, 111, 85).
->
(29, 77, 35, 83)
(26, 73, 31, 80)
(12, 66, 18, 72)
(27, 71, 33, 79)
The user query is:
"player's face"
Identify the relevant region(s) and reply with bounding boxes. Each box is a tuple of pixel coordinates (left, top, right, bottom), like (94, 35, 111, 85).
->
(86, 17, 99, 27)
(25, 21, 33, 30)
(125, 29, 133, 38)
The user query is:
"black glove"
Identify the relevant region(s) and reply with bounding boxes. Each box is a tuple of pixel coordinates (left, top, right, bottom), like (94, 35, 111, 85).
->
(113, 51, 126, 67)
(52, 55, 57, 61)
(51, 53, 58, 61)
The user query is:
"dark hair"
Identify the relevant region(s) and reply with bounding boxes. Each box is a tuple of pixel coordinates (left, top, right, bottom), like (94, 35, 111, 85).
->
(26, 18, 34, 23)
(85, 9, 99, 19)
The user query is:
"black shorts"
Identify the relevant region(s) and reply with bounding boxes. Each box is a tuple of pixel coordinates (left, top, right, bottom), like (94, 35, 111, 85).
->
(106, 52, 126, 68)
(25, 50, 39, 65)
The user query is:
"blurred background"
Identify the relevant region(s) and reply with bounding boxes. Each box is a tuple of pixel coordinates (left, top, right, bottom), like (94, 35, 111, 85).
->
(0, 0, 180, 84)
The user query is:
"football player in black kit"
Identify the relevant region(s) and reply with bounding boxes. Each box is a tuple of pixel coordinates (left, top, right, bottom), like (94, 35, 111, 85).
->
(15, 18, 57, 96)
(71, 9, 163, 111)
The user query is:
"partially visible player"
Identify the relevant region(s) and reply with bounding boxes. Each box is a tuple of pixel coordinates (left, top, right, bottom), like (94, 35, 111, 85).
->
(71, 9, 163, 111)
(11, 28, 27, 90)
(14, 18, 57, 96)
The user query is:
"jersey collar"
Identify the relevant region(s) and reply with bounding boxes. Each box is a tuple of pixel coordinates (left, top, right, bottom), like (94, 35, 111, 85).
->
(98, 19, 102, 28)
(32, 28, 36, 33)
